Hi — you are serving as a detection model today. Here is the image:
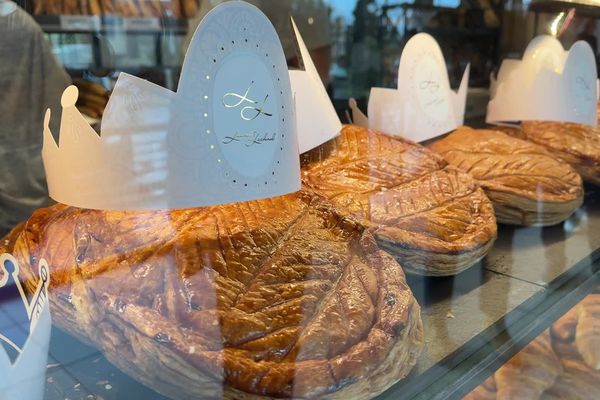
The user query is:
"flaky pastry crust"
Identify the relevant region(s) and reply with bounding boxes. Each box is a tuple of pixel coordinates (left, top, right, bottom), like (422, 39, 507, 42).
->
(521, 121, 600, 186)
(429, 127, 583, 226)
(302, 125, 497, 276)
(3, 191, 423, 399)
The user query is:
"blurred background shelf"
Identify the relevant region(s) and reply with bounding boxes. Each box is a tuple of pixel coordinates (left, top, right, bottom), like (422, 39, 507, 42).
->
(34, 15, 189, 34)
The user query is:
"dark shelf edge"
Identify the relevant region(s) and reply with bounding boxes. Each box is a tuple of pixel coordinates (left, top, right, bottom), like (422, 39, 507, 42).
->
(376, 248, 600, 400)
(434, 252, 600, 400)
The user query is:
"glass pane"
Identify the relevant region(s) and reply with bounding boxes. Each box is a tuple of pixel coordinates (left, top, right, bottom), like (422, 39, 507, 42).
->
(0, 1, 599, 400)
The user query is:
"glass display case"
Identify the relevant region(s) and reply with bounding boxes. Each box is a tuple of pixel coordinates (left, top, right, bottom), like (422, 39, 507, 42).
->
(1, 1, 600, 400)
(36, 187, 600, 400)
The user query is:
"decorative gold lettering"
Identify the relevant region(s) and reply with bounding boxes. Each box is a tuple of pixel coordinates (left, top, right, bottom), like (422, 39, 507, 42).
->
(223, 81, 273, 121)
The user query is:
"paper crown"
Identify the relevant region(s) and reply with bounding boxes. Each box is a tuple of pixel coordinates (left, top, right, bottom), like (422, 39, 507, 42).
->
(289, 17, 342, 153)
(0, 254, 51, 400)
(43, 1, 301, 211)
(360, 33, 469, 142)
(487, 35, 598, 126)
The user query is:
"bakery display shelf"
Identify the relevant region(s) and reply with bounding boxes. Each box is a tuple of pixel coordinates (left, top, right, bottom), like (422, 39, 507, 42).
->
(42, 187, 600, 400)
(382, 238, 600, 400)
(380, 185, 600, 400)
(35, 15, 189, 34)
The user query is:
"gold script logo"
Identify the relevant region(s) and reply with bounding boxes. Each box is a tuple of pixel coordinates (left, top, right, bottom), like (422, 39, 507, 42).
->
(222, 81, 273, 121)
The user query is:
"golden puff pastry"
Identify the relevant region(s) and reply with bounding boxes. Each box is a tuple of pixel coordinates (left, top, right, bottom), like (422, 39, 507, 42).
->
(521, 121, 600, 186)
(429, 127, 583, 226)
(302, 125, 497, 277)
(6, 191, 423, 400)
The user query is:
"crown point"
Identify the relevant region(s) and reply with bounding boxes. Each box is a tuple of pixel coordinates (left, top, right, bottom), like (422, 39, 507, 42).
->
(44, 109, 51, 128)
(61, 86, 79, 108)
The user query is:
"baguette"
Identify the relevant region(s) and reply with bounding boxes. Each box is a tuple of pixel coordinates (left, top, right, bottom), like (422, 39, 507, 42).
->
(64, 0, 80, 15)
(121, 0, 140, 17)
(182, 0, 199, 18)
(46, 0, 62, 15)
(33, 0, 46, 15)
(136, 0, 153, 17)
(79, 0, 90, 14)
(79, 93, 108, 109)
(160, 0, 181, 19)
(77, 104, 102, 119)
(89, 0, 102, 15)
(147, 0, 162, 17)
(101, 0, 115, 15)
(72, 78, 109, 97)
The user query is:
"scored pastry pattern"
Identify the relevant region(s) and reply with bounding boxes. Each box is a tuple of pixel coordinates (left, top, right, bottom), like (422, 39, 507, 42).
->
(3, 191, 423, 399)
(520, 121, 600, 186)
(429, 127, 583, 226)
(302, 125, 497, 276)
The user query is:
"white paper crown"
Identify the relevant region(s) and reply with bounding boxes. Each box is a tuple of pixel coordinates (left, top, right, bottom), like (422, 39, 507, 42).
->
(0, 254, 51, 400)
(43, 1, 301, 211)
(289, 17, 342, 153)
(361, 33, 469, 142)
(487, 35, 598, 126)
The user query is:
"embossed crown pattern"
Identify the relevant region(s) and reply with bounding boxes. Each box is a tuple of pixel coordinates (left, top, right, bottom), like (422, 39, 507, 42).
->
(42, 2, 301, 211)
